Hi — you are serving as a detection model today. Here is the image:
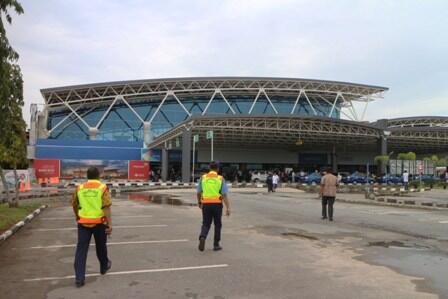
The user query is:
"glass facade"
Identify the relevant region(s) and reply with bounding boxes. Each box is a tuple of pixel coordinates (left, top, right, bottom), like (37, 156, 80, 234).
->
(48, 95, 341, 141)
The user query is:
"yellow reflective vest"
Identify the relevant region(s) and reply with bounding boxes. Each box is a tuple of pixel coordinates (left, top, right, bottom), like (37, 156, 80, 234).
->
(201, 171, 223, 204)
(77, 180, 107, 224)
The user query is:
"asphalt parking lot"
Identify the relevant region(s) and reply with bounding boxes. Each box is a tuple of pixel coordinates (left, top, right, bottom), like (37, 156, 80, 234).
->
(0, 188, 445, 299)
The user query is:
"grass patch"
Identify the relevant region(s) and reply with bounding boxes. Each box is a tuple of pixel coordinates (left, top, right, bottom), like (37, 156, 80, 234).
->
(0, 202, 41, 234)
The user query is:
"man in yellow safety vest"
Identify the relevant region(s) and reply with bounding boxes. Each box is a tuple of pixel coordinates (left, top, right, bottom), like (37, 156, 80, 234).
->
(71, 167, 112, 287)
(197, 161, 231, 251)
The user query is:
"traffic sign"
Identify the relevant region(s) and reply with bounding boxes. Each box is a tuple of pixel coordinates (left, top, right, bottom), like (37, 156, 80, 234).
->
(206, 130, 213, 140)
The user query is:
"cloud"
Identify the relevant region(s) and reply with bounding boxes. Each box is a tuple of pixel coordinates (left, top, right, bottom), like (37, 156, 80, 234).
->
(5, 0, 448, 126)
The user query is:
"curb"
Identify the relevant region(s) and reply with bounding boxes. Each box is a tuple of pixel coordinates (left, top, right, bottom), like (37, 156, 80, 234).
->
(333, 197, 448, 211)
(0, 205, 48, 243)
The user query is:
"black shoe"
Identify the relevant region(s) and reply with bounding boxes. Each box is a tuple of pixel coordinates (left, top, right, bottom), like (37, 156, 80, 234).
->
(198, 237, 205, 252)
(100, 260, 112, 275)
(213, 245, 222, 251)
(321, 217, 327, 220)
(75, 280, 85, 288)
(329, 218, 333, 221)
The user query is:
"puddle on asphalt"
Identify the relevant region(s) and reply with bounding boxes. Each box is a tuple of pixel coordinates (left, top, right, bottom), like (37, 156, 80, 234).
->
(122, 193, 196, 206)
(250, 225, 319, 241)
(368, 240, 430, 250)
(360, 247, 448, 298)
(281, 232, 318, 240)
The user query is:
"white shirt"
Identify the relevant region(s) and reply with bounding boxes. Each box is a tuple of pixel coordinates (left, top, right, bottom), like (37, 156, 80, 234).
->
(403, 172, 409, 182)
(272, 174, 279, 184)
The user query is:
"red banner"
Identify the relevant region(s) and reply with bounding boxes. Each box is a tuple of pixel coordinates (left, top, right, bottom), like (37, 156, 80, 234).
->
(34, 159, 60, 178)
(128, 160, 150, 181)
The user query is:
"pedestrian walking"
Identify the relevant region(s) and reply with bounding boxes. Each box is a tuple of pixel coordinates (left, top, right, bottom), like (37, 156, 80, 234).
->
(272, 172, 279, 192)
(72, 167, 112, 287)
(197, 161, 231, 251)
(266, 172, 273, 192)
(320, 168, 338, 221)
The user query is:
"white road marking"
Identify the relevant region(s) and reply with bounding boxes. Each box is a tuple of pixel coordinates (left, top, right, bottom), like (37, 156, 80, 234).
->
(359, 210, 420, 216)
(24, 264, 229, 282)
(41, 215, 153, 220)
(438, 220, 448, 224)
(27, 239, 189, 249)
(32, 225, 167, 231)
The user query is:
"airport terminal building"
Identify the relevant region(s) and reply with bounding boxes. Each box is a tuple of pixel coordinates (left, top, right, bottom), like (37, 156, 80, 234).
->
(27, 77, 448, 182)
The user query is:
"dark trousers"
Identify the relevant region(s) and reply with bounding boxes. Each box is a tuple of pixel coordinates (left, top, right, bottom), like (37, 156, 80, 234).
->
(322, 196, 335, 219)
(199, 203, 223, 246)
(74, 224, 109, 281)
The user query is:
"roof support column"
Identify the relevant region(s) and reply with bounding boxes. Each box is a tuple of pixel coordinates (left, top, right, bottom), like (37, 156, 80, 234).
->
(161, 146, 169, 182)
(332, 145, 338, 173)
(181, 129, 192, 183)
(377, 119, 389, 175)
(89, 127, 99, 140)
(143, 122, 152, 145)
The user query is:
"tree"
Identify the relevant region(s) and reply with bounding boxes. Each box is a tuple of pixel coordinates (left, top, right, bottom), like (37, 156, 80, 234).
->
(0, 0, 26, 208)
(397, 152, 416, 161)
(374, 155, 389, 175)
(374, 155, 390, 164)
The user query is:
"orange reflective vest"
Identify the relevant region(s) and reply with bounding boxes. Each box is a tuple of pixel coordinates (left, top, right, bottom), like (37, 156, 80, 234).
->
(201, 171, 223, 204)
(77, 180, 107, 224)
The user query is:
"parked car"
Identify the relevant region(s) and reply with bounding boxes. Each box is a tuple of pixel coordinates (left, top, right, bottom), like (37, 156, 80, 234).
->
(379, 174, 403, 184)
(412, 174, 440, 183)
(251, 171, 269, 182)
(302, 172, 322, 184)
(294, 171, 308, 182)
(342, 172, 373, 184)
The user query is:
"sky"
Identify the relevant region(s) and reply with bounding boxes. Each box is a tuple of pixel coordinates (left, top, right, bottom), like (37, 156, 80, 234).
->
(5, 0, 448, 125)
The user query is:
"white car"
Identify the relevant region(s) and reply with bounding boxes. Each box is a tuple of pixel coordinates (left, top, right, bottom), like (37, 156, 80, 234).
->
(251, 171, 268, 182)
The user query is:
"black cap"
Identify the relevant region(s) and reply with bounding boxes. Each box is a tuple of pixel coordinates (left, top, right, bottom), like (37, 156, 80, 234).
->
(209, 161, 220, 170)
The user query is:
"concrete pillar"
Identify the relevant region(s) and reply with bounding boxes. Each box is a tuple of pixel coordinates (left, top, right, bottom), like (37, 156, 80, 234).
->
(379, 134, 388, 174)
(37, 111, 49, 139)
(181, 130, 192, 183)
(332, 145, 337, 173)
(143, 122, 152, 145)
(161, 148, 168, 181)
(89, 127, 98, 140)
(375, 119, 389, 175)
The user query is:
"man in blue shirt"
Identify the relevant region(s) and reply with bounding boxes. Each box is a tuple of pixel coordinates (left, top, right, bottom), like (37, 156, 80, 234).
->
(197, 161, 231, 252)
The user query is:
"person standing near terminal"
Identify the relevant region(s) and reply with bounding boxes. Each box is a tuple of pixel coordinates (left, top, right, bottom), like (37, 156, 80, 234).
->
(272, 172, 279, 192)
(72, 167, 112, 287)
(403, 170, 409, 190)
(320, 168, 338, 221)
(197, 161, 231, 251)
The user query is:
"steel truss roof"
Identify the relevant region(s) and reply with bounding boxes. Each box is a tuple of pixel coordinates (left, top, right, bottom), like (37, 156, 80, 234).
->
(388, 127, 448, 152)
(41, 77, 388, 134)
(41, 77, 387, 105)
(386, 117, 448, 128)
(148, 115, 448, 153)
(147, 115, 381, 150)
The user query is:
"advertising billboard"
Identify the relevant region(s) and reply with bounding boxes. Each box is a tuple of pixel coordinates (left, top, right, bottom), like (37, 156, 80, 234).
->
(60, 159, 128, 180)
(128, 160, 150, 180)
(34, 159, 60, 178)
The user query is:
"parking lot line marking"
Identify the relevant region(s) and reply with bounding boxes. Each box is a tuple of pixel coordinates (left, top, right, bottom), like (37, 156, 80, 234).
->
(27, 239, 189, 249)
(41, 215, 153, 220)
(438, 221, 448, 224)
(24, 264, 229, 282)
(32, 225, 167, 231)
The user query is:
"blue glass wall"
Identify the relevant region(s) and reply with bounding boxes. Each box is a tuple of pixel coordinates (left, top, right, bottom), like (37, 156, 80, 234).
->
(48, 95, 341, 141)
(36, 139, 143, 160)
